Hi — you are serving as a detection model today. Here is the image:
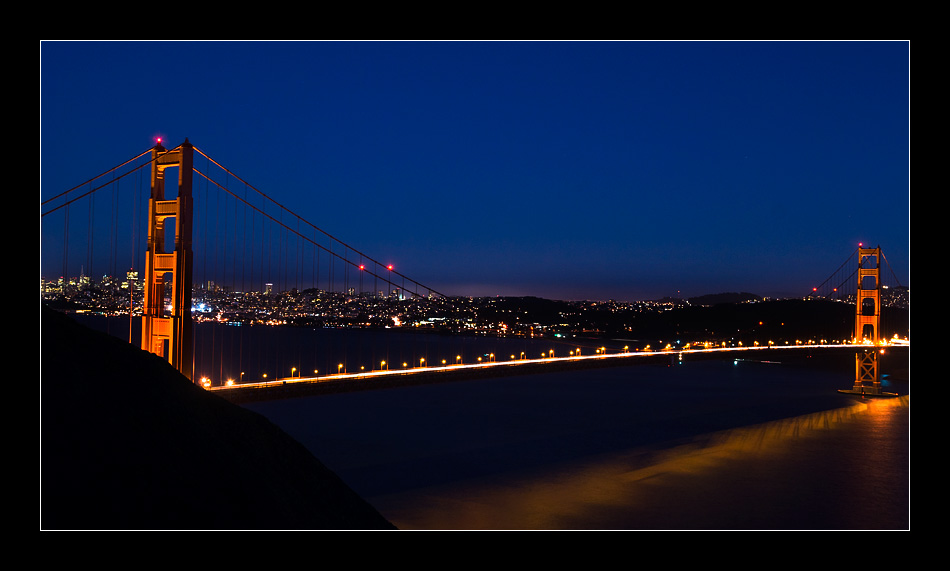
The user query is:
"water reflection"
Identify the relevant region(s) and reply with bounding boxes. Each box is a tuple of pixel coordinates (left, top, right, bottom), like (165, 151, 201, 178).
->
(372, 396, 909, 530)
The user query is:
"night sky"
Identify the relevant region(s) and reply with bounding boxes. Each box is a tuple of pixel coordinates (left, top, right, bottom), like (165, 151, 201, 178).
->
(40, 41, 909, 301)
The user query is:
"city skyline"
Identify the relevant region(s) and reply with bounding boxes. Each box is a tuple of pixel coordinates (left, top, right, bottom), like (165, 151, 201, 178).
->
(40, 40, 910, 301)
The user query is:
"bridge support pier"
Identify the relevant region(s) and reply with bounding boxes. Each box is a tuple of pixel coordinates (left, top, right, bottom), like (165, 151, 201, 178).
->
(853, 348, 883, 395)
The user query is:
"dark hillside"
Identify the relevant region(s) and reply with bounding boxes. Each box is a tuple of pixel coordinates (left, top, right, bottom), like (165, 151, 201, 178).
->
(41, 305, 395, 530)
(629, 299, 907, 344)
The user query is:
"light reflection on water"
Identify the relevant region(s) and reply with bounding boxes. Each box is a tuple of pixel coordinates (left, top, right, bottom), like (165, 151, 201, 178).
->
(371, 396, 909, 529)
(369, 396, 909, 530)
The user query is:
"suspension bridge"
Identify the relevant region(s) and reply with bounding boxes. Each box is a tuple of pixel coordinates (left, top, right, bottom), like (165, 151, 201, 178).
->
(40, 139, 908, 401)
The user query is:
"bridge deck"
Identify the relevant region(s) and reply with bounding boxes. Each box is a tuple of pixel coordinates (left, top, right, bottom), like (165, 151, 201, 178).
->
(211, 345, 900, 404)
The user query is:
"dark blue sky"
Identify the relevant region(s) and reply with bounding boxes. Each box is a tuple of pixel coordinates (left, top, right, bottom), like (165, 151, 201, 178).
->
(40, 41, 909, 301)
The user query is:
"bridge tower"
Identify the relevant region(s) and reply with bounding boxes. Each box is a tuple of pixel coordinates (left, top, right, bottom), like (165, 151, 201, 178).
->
(141, 139, 194, 382)
(852, 245, 882, 395)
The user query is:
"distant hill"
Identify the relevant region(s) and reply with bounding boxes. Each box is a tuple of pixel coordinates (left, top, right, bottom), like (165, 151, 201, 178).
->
(40, 305, 395, 530)
(687, 292, 763, 306)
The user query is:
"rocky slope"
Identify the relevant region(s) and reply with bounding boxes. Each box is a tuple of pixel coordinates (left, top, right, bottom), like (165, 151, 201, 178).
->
(41, 306, 395, 530)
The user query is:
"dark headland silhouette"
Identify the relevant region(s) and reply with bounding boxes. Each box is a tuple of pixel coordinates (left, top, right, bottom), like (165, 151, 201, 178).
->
(40, 305, 395, 530)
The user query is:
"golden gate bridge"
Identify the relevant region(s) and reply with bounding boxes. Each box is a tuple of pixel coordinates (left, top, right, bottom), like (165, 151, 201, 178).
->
(40, 139, 908, 399)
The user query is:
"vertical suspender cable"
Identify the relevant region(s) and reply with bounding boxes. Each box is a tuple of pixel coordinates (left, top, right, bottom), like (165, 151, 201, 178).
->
(62, 202, 69, 293)
(233, 185, 239, 292)
(86, 184, 94, 283)
(242, 183, 248, 293)
(130, 165, 144, 344)
(223, 173, 229, 290)
(296, 217, 301, 294)
(260, 192, 265, 294)
(129, 169, 136, 343)
(245, 183, 252, 294)
(111, 174, 119, 296)
(201, 160, 211, 381)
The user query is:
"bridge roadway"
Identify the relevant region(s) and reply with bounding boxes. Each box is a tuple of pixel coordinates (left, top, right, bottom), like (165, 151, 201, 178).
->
(209, 343, 906, 404)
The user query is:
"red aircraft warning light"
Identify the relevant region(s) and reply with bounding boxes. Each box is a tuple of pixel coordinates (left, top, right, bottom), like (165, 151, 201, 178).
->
(387, 265, 394, 271)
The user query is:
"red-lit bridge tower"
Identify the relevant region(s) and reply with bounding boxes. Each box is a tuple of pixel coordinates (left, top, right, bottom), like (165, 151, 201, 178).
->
(141, 139, 194, 382)
(851, 245, 883, 395)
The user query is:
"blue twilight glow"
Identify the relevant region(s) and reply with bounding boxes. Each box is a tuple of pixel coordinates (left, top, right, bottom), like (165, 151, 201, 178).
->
(40, 41, 910, 301)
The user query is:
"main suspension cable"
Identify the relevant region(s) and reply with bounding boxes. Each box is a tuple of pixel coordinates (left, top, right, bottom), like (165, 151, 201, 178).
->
(192, 146, 445, 299)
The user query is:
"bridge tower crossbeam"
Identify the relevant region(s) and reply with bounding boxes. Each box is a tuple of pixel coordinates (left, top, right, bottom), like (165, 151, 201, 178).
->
(141, 139, 194, 381)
